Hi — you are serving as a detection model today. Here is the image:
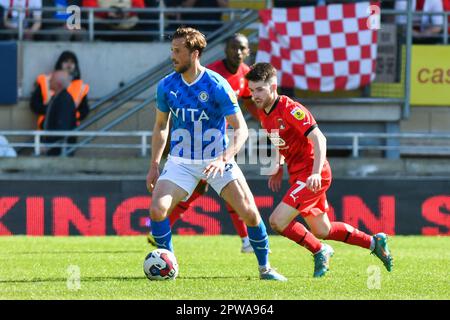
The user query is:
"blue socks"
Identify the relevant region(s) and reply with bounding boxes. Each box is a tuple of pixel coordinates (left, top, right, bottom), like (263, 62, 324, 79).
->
(151, 218, 270, 268)
(247, 221, 270, 268)
(150, 218, 174, 252)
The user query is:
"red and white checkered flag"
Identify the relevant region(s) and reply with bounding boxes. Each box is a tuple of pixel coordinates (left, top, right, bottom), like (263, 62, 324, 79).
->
(256, 2, 379, 91)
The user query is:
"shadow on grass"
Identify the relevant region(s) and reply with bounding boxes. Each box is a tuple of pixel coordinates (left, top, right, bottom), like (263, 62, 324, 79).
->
(0, 276, 144, 284)
(0, 275, 249, 284)
(0, 250, 144, 255)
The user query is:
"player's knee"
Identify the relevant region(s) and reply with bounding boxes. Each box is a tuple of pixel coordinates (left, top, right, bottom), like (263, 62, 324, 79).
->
(312, 227, 330, 239)
(241, 208, 259, 226)
(269, 215, 284, 234)
(150, 203, 169, 222)
(238, 203, 260, 226)
(233, 198, 260, 226)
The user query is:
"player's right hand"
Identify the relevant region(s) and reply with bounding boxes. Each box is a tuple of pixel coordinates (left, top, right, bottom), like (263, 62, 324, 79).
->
(268, 165, 283, 192)
(203, 159, 225, 179)
(146, 165, 160, 193)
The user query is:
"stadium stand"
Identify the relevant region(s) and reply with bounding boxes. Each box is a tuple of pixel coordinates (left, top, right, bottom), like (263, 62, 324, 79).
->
(0, 0, 449, 161)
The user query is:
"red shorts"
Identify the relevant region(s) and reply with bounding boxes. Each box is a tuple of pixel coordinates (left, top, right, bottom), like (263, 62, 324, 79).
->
(282, 164, 332, 218)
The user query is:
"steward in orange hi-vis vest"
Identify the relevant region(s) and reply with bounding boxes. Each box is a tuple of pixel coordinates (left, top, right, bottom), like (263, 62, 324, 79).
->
(30, 51, 90, 130)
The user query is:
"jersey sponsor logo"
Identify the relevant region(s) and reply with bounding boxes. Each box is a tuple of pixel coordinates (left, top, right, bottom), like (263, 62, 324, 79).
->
(169, 107, 210, 122)
(198, 91, 209, 102)
(290, 107, 305, 121)
(170, 90, 179, 98)
(266, 131, 288, 150)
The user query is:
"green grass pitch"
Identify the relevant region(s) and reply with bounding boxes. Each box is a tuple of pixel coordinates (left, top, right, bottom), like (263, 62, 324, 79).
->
(0, 235, 449, 300)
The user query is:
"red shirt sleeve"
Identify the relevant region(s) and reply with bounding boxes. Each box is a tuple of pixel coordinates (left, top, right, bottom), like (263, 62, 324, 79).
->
(283, 102, 317, 137)
(240, 64, 252, 99)
(241, 79, 252, 99)
(207, 60, 221, 72)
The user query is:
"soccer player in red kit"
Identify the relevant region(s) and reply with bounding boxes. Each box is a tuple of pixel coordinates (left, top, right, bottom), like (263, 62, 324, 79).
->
(245, 63, 393, 277)
(148, 34, 259, 253)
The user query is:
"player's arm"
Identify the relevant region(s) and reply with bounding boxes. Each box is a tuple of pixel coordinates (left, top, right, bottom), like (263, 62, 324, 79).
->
(223, 110, 249, 162)
(203, 111, 248, 179)
(306, 126, 327, 193)
(268, 153, 285, 192)
(147, 109, 170, 192)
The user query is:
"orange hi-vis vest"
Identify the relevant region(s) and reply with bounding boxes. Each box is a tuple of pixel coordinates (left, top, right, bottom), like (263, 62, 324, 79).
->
(36, 74, 90, 129)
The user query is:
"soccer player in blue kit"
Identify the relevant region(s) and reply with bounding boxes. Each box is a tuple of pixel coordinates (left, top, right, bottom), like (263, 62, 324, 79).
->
(146, 27, 287, 281)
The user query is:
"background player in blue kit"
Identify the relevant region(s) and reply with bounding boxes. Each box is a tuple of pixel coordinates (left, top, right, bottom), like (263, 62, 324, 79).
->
(146, 27, 286, 281)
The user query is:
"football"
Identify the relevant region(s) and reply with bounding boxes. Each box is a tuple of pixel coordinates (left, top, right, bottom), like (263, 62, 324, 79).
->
(143, 249, 179, 281)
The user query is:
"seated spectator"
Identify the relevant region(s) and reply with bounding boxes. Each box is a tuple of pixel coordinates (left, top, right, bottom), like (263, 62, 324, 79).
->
(82, 0, 145, 41)
(0, 135, 17, 157)
(30, 51, 90, 156)
(0, 0, 42, 40)
(136, 0, 160, 41)
(165, 0, 228, 35)
(39, 0, 86, 41)
(395, 0, 444, 43)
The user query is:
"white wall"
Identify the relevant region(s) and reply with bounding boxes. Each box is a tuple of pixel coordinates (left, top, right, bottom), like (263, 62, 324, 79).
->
(21, 41, 171, 99)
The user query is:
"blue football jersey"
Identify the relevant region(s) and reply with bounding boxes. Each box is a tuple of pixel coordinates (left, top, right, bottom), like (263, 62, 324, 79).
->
(156, 68, 240, 160)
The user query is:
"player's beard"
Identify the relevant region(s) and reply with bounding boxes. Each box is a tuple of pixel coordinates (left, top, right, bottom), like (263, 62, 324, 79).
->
(174, 60, 191, 74)
(261, 91, 277, 110)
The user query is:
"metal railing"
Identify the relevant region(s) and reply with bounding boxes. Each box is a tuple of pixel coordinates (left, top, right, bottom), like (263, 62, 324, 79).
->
(0, 6, 260, 41)
(2, 131, 449, 158)
(3, 3, 450, 159)
(1, 130, 154, 157)
(60, 8, 260, 156)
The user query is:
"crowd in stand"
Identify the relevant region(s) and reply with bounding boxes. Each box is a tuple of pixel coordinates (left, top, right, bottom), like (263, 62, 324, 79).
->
(0, 0, 230, 41)
(0, 1, 449, 42)
(0, 0, 449, 158)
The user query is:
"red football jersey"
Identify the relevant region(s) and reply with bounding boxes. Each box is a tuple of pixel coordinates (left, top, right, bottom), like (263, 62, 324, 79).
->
(258, 95, 329, 178)
(207, 60, 252, 99)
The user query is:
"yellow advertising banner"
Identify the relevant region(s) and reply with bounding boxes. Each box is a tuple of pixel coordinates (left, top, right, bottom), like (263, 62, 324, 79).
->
(411, 45, 450, 106)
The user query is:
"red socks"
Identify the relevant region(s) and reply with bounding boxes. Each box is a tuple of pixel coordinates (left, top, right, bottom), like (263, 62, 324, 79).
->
(325, 222, 372, 249)
(281, 220, 323, 254)
(225, 203, 248, 238)
(168, 202, 187, 226)
(168, 182, 249, 242)
(168, 189, 204, 226)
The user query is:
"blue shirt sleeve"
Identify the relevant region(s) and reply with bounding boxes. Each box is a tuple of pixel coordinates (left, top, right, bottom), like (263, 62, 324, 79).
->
(156, 79, 169, 113)
(216, 79, 240, 117)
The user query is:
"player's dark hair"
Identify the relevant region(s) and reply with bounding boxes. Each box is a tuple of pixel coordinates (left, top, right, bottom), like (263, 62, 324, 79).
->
(172, 27, 207, 57)
(225, 33, 248, 47)
(245, 63, 277, 83)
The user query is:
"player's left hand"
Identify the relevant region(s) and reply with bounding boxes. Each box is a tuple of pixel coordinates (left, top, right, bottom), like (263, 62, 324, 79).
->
(306, 173, 322, 193)
(268, 165, 283, 192)
(203, 159, 226, 179)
